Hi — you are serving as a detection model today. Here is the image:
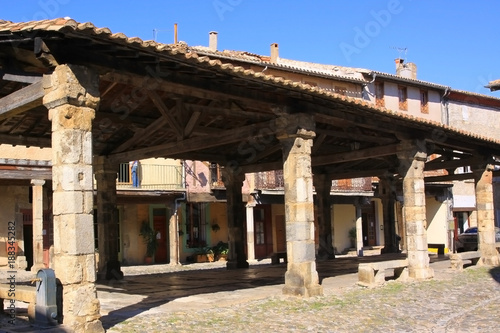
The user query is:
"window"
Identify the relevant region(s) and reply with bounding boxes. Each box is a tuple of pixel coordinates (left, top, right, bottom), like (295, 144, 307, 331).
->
(186, 203, 207, 248)
(334, 86, 347, 96)
(420, 90, 429, 114)
(254, 208, 265, 245)
(398, 86, 408, 111)
(375, 82, 384, 107)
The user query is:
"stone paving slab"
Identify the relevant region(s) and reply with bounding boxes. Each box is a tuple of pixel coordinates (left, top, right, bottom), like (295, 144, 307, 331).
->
(1, 254, 498, 332)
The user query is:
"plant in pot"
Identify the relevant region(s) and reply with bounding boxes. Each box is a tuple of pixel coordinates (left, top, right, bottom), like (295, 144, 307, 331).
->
(139, 221, 158, 264)
(195, 246, 214, 263)
(348, 227, 357, 248)
(212, 241, 229, 261)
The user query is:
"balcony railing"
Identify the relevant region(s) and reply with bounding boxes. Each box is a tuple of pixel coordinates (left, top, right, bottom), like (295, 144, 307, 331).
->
(117, 163, 184, 190)
(254, 170, 373, 193)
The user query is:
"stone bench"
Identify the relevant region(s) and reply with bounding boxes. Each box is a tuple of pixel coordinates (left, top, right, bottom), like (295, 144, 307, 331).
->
(271, 252, 287, 265)
(0, 283, 36, 321)
(358, 259, 409, 287)
(449, 251, 481, 271)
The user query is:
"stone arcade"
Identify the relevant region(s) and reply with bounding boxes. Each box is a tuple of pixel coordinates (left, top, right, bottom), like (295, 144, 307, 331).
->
(0, 19, 499, 331)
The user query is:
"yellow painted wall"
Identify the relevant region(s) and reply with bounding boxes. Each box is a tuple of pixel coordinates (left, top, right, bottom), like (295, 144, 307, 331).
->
(120, 204, 148, 265)
(332, 204, 356, 254)
(426, 196, 448, 252)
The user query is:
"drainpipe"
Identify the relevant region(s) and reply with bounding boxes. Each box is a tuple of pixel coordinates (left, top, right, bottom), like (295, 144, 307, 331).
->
(441, 87, 450, 125)
(362, 72, 377, 100)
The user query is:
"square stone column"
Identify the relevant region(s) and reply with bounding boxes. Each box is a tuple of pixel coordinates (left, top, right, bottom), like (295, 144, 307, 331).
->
(246, 202, 256, 261)
(473, 163, 500, 266)
(44, 64, 104, 333)
(313, 173, 335, 259)
(379, 176, 399, 253)
(222, 169, 249, 269)
(278, 114, 323, 297)
(94, 156, 123, 280)
(169, 200, 181, 266)
(31, 179, 46, 272)
(397, 141, 433, 280)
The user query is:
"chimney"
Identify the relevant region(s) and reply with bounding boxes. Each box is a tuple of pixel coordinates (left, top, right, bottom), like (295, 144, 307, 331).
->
(209, 31, 218, 51)
(270, 43, 279, 63)
(395, 58, 417, 79)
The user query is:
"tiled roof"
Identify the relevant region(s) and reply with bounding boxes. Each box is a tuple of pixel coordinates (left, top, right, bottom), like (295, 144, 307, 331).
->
(1, 18, 500, 148)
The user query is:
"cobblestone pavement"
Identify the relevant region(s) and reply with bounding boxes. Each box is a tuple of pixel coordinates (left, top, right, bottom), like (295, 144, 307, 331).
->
(1, 255, 500, 332)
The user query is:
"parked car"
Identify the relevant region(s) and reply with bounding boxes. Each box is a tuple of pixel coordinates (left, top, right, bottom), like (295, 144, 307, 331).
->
(455, 226, 500, 252)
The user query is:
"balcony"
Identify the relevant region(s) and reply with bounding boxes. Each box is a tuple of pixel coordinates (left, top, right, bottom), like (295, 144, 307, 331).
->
(116, 163, 184, 190)
(254, 170, 373, 193)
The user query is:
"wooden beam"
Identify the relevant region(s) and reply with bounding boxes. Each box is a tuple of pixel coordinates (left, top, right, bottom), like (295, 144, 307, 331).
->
(425, 157, 478, 171)
(1, 71, 42, 84)
(0, 165, 52, 180)
(0, 133, 51, 148)
(109, 120, 276, 162)
(424, 173, 473, 182)
(0, 80, 44, 120)
(184, 111, 201, 137)
(312, 143, 403, 167)
(147, 90, 183, 137)
(111, 117, 169, 153)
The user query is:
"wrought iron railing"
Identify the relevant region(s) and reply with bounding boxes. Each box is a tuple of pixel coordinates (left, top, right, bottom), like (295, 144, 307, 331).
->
(116, 163, 184, 190)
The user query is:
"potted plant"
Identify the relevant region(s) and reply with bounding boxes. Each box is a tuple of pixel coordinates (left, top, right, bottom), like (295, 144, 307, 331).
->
(212, 241, 229, 261)
(194, 246, 214, 263)
(139, 221, 158, 264)
(348, 227, 357, 248)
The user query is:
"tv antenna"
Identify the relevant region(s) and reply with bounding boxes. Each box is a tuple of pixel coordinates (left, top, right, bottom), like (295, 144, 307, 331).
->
(153, 23, 177, 43)
(391, 46, 407, 61)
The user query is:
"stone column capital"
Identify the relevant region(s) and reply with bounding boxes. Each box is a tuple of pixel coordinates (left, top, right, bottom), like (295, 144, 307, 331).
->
(30, 179, 46, 187)
(43, 64, 100, 110)
(275, 113, 316, 141)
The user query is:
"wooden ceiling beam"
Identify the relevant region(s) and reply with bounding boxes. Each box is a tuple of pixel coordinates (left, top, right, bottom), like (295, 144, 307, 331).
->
(0, 80, 44, 120)
(109, 119, 277, 162)
(146, 90, 183, 137)
(0, 133, 51, 148)
(312, 143, 403, 167)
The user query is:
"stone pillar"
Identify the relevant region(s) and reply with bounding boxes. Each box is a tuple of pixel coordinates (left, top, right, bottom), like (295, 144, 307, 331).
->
(313, 173, 335, 260)
(397, 141, 433, 280)
(222, 169, 249, 269)
(355, 200, 364, 257)
(278, 114, 323, 297)
(246, 202, 256, 261)
(379, 176, 399, 253)
(31, 179, 45, 272)
(94, 156, 122, 280)
(473, 163, 500, 266)
(44, 64, 104, 332)
(169, 202, 180, 265)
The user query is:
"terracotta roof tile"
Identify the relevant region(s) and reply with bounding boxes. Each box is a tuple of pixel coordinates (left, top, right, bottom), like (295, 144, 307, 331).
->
(1, 18, 499, 147)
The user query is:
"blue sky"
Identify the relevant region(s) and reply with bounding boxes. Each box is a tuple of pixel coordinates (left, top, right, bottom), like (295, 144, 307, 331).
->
(2, 1, 500, 95)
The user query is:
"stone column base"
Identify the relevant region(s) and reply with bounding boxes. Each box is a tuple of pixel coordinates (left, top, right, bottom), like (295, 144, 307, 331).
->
(409, 267, 434, 280)
(282, 263, 323, 297)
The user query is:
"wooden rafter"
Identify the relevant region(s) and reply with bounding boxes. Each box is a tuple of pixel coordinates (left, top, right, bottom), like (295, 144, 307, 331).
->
(0, 80, 44, 120)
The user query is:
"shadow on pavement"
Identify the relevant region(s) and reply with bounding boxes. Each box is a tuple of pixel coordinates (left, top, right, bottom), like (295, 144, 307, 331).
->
(98, 253, 447, 330)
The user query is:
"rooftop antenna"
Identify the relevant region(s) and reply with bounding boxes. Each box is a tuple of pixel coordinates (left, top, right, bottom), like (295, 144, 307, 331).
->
(153, 24, 177, 43)
(391, 46, 408, 61)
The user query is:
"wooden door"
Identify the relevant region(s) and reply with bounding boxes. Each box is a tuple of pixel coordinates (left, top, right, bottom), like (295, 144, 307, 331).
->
(153, 209, 168, 263)
(275, 215, 286, 253)
(254, 205, 272, 259)
(362, 202, 376, 246)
